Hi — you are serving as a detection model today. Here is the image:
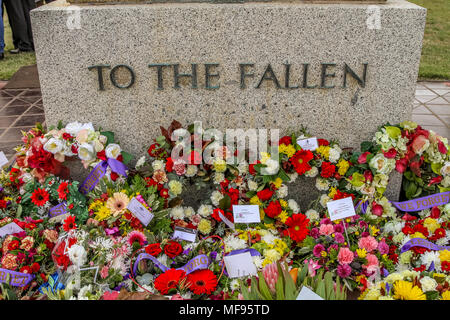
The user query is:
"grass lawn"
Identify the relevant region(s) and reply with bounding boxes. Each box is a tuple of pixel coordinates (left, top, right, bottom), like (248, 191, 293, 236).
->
(0, 15, 36, 80)
(409, 0, 449, 80)
(0, 1, 448, 81)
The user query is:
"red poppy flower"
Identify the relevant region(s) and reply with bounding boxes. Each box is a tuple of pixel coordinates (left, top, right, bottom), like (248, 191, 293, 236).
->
(154, 269, 186, 294)
(187, 269, 218, 295)
(290, 150, 313, 175)
(31, 188, 50, 207)
(285, 214, 310, 242)
(63, 215, 77, 232)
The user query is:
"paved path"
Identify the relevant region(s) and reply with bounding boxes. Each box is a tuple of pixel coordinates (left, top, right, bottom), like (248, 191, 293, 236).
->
(0, 81, 448, 163)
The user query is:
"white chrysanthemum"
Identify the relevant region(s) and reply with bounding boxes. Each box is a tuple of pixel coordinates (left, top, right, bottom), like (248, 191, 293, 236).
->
(252, 256, 263, 269)
(210, 191, 224, 206)
(262, 159, 279, 175)
(288, 199, 300, 213)
(305, 167, 318, 178)
(67, 244, 87, 268)
(261, 232, 277, 245)
(420, 251, 441, 270)
(170, 207, 185, 220)
(151, 160, 165, 171)
(315, 178, 330, 191)
(420, 276, 438, 292)
(328, 146, 342, 163)
(184, 207, 195, 218)
(248, 180, 258, 191)
(320, 194, 331, 208)
(276, 184, 288, 198)
(224, 234, 247, 252)
(305, 209, 320, 221)
(185, 165, 198, 177)
(214, 172, 225, 184)
(230, 279, 240, 291)
(198, 204, 213, 218)
(135, 156, 146, 169)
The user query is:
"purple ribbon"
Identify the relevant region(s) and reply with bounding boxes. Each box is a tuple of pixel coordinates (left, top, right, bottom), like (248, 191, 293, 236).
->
(400, 238, 450, 253)
(79, 158, 128, 195)
(391, 191, 450, 212)
(133, 253, 209, 276)
(225, 248, 261, 257)
(0, 268, 35, 287)
(49, 202, 68, 218)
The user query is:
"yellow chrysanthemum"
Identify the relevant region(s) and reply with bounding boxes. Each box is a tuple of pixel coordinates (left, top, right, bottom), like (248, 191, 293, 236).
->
(264, 248, 282, 263)
(393, 281, 426, 300)
(89, 200, 103, 211)
(250, 196, 262, 206)
(337, 159, 350, 176)
(279, 144, 296, 158)
(316, 145, 330, 160)
(198, 219, 212, 235)
(95, 206, 111, 222)
(277, 210, 289, 223)
(213, 158, 227, 173)
(439, 250, 450, 263)
(411, 232, 427, 239)
(442, 291, 450, 300)
(260, 152, 271, 164)
(328, 187, 337, 199)
(320, 251, 327, 258)
(357, 248, 367, 258)
(238, 232, 248, 241)
(279, 199, 288, 208)
(423, 218, 440, 234)
(271, 177, 283, 189)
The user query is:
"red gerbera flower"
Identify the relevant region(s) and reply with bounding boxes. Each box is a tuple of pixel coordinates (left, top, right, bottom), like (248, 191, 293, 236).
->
(63, 215, 77, 232)
(290, 150, 313, 175)
(31, 188, 50, 207)
(187, 269, 218, 295)
(154, 269, 186, 294)
(285, 214, 310, 242)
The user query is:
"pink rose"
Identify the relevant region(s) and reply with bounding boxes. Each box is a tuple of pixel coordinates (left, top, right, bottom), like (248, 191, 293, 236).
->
(358, 152, 371, 164)
(319, 224, 334, 236)
(411, 135, 429, 154)
(337, 247, 354, 265)
(382, 148, 397, 159)
(358, 235, 378, 252)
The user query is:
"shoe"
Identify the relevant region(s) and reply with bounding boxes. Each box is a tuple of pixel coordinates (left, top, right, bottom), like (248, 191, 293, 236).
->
(10, 48, 20, 54)
(0, 53, 4, 60)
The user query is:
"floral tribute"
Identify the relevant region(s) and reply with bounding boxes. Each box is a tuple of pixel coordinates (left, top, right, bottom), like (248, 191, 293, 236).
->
(0, 119, 448, 301)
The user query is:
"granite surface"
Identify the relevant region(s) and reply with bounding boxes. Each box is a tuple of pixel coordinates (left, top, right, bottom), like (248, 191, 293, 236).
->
(31, 0, 426, 203)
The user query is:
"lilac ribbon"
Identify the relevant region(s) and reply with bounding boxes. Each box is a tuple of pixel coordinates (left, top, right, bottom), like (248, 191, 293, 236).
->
(49, 202, 68, 218)
(133, 253, 209, 276)
(225, 248, 261, 257)
(79, 158, 128, 195)
(391, 191, 450, 212)
(0, 268, 35, 287)
(400, 238, 450, 253)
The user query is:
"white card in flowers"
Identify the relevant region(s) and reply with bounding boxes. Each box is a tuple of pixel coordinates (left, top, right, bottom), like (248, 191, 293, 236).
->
(172, 226, 197, 242)
(326, 197, 356, 221)
(223, 252, 257, 278)
(233, 205, 261, 224)
(296, 137, 319, 151)
(127, 197, 154, 226)
(0, 222, 24, 237)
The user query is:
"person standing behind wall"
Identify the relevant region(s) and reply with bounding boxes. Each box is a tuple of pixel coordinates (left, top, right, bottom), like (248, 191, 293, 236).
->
(3, 0, 36, 54)
(0, 0, 5, 60)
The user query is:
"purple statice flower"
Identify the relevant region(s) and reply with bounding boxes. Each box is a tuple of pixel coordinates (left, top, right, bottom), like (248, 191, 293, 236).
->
(310, 228, 320, 239)
(334, 232, 345, 244)
(182, 248, 192, 256)
(337, 264, 352, 278)
(313, 244, 325, 257)
(210, 251, 218, 260)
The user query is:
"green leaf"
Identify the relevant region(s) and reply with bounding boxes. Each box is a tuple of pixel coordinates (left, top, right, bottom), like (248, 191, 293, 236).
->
(121, 151, 133, 165)
(219, 194, 231, 211)
(275, 274, 284, 300)
(258, 272, 273, 300)
(431, 163, 443, 175)
(360, 141, 373, 153)
(101, 131, 115, 145)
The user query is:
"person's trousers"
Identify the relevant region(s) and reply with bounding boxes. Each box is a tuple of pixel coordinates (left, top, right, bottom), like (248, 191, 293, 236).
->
(3, 0, 36, 51)
(0, 0, 4, 53)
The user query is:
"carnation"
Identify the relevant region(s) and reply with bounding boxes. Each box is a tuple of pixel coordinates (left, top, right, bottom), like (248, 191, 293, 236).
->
(336, 264, 352, 278)
(315, 178, 330, 191)
(276, 184, 288, 198)
(305, 167, 319, 178)
(214, 172, 225, 184)
(263, 248, 282, 263)
(358, 236, 378, 252)
(170, 207, 185, 220)
(151, 160, 165, 171)
(198, 204, 213, 218)
(305, 209, 320, 221)
(198, 219, 212, 235)
(288, 199, 300, 213)
(210, 191, 224, 206)
(262, 159, 280, 175)
(338, 247, 354, 265)
(319, 194, 331, 208)
(185, 165, 198, 177)
(135, 156, 146, 169)
(248, 180, 259, 191)
(328, 146, 342, 163)
(169, 180, 183, 196)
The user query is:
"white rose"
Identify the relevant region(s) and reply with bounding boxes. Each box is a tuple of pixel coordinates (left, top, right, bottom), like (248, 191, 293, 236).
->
(65, 122, 84, 136)
(43, 138, 64, 154)
(419, 277, 438, 292)
(441, 162, 450, 176)
(78, 143, 96, 161)
(67, 244, 87, 268)
(105, 143, 122, 159)
(369, 154, 395, 175)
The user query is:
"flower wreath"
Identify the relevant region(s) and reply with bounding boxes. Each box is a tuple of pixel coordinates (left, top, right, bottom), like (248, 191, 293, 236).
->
(13, 122, 132, 187)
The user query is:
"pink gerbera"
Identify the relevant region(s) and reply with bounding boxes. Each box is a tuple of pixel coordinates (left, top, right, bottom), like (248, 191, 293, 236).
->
(127, 230, 147, 246)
